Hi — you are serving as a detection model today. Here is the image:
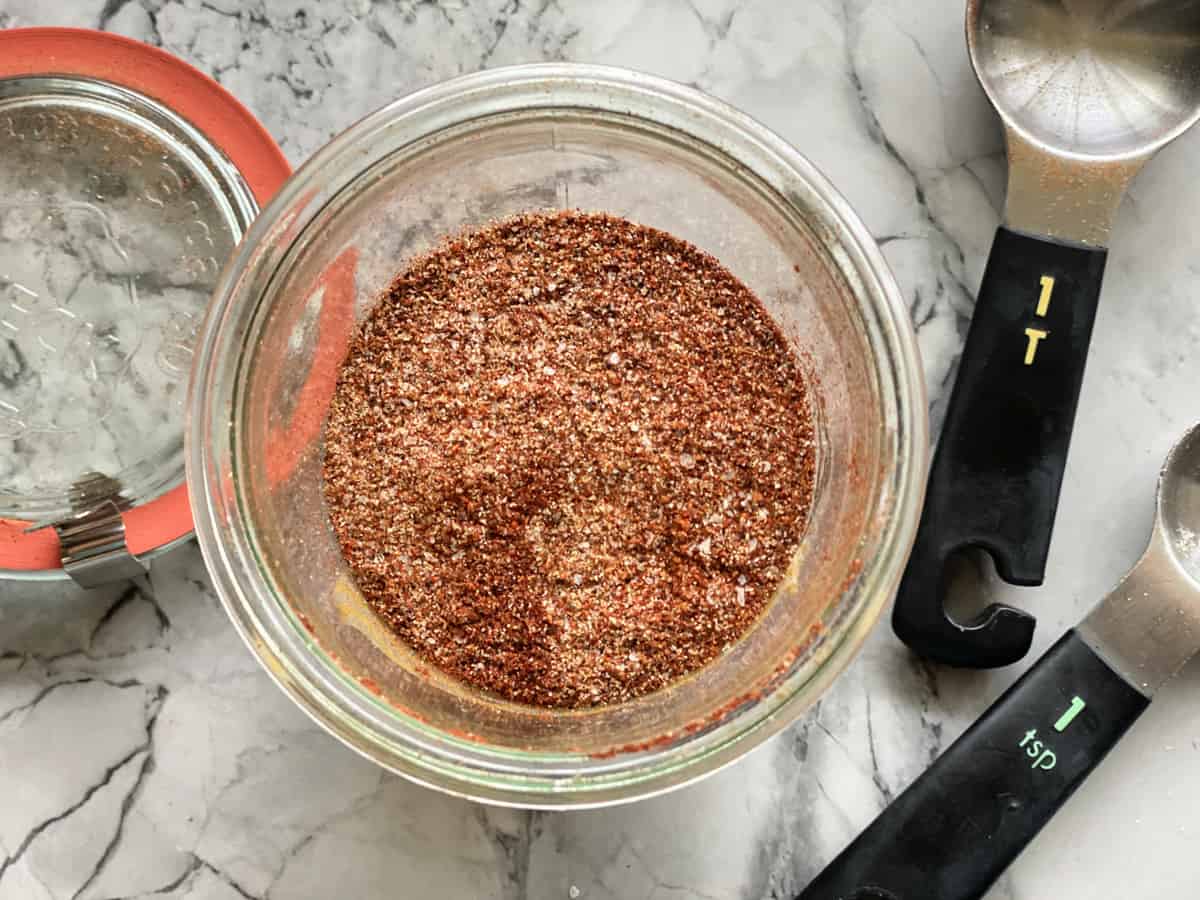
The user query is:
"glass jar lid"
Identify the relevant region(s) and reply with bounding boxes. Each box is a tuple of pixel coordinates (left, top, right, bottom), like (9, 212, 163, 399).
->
(0, 28, 289, 582)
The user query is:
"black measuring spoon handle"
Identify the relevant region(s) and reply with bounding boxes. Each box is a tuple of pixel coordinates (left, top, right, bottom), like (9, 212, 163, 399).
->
(893, 227, 1109, 668)
(794, 631, 1148, 900)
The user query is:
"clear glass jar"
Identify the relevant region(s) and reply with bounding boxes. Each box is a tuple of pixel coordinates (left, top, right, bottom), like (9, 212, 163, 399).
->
(188, 64, 928, 807)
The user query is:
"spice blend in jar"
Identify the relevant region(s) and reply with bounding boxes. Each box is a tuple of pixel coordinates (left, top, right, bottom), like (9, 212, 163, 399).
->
(323, 211, 816, 709)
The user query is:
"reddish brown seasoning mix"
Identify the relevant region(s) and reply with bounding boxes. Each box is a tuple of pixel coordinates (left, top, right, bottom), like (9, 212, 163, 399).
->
(322, 211, 816, 709)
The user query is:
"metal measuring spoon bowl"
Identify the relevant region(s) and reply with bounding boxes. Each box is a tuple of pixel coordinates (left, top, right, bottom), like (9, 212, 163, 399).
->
(804, 423, 1200, 900)
(972, 0, 1200, 245)
(1081, 422, 1200, 694)
(893, 1, 1200, 670)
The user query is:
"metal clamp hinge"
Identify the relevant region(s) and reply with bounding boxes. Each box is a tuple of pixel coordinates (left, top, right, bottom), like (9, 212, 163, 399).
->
(26, 473, 148, 588)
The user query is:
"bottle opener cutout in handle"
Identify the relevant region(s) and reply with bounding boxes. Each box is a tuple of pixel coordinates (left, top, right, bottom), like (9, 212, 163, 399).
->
(891, 228, 1107, 668)
(894, 0, 1200, 668)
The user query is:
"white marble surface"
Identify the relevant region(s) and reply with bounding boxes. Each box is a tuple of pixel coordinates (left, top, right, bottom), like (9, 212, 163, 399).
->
(2, 1, 1200, 898)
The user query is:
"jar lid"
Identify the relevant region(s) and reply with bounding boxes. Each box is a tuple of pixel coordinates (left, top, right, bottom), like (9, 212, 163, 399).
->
(0, 28, 290, 584)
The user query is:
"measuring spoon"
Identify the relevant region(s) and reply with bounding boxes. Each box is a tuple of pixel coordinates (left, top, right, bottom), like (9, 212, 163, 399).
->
(800, 422, 1200, 900)
(893, 0, 1200, 667)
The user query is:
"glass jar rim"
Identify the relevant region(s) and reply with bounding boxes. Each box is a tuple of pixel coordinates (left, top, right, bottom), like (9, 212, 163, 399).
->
(188, 63, 928, 808)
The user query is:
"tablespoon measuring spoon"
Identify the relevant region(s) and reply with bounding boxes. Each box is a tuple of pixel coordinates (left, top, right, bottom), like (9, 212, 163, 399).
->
(800, 423, 1200, 900)
(894, 0, 1200, 668)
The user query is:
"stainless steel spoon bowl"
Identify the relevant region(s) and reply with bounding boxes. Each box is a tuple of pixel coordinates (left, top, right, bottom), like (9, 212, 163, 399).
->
(970, 0, 1200, 245)
(1081, 421, 1200, 693)
(893, 1, 1200, 670)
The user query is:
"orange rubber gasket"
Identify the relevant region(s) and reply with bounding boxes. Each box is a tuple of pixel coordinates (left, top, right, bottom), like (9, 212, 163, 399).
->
(0, 28, 291, 572)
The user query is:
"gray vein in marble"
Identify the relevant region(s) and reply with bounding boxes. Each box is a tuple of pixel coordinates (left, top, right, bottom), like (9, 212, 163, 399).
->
(96, 0, 129, 29)
(683, 0, 736, 50)
(72, 744, 157, 900)
(478, 0, 518, 64)
(477, 806, 540, 900)
(0, 677, 95, 727)
(863, 693, 892, 803)
(0, 681, 165, 888)
(840, 1, 979, 413)
(185, 857, 256, 900)
(4, 2, 1200, 898)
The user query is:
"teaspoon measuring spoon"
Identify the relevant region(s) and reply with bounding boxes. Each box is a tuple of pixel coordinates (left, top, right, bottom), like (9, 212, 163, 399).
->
(893, 0, 1200, 668)
(800, 422, 1200, 900)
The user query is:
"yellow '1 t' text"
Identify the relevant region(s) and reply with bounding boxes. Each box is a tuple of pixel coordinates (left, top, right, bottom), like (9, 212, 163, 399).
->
(1024, 275, 1055, 365)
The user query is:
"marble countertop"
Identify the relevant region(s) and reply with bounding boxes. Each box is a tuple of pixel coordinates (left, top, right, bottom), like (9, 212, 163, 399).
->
(3, 1, 1200, 898)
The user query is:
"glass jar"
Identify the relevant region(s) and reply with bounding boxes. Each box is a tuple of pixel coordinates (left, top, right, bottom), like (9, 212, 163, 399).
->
(188, 64, 928, 807)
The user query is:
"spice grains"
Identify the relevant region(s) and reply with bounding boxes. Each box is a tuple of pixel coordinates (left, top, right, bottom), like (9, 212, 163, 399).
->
(323, 211, 815, 708)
